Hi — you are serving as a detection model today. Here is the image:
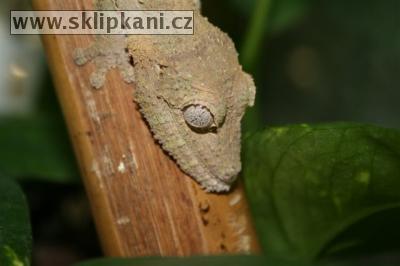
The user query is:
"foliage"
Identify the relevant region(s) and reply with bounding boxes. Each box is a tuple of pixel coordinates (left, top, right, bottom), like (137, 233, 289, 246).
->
(73, 255, 352, 266)
(0, 176, 32, 266)
(243, 123, 400, 260)
(0, 115, 79, 183)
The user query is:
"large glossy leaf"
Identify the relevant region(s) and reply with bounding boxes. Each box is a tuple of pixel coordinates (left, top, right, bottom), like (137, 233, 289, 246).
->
(73, 256, 353, 266)
(0, 115, 80, 183)
(0, 176, 32, 266)
(243, 123, 400, 260)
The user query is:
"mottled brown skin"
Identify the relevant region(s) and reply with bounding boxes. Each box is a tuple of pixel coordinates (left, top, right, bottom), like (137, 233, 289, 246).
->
(74, 0, 256, 192)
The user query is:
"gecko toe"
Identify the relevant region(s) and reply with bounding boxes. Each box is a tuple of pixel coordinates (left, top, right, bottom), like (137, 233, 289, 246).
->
(73, 48, 89, 66)
(90, 70, 107, 89)
(120, 66, 135, 84)
(73, 44, 100, 66)
(74, 36, 134, 88)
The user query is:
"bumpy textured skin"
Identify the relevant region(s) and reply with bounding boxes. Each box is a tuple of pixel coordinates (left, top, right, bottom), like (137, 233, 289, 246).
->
(73, 0, 256, 192)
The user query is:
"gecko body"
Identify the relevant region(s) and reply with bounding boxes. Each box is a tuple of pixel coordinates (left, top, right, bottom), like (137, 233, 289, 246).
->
(74, 0, 256, 192)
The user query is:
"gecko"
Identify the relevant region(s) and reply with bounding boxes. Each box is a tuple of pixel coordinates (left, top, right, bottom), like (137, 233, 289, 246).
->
(73, 0, 256, 192)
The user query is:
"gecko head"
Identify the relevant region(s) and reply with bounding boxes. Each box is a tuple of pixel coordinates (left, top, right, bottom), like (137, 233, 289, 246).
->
(179, 71, 256, 192)
(144, 66, 256, 192)
(135, 64, 255, 192)
(133, 19, 256, 192)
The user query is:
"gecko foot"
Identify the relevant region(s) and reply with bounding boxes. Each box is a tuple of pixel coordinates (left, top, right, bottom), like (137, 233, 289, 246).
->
(73, 37, 135, 89)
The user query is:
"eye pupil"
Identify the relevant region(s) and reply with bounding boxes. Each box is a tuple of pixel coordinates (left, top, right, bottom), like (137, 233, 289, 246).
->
(183, 105, 213, 129)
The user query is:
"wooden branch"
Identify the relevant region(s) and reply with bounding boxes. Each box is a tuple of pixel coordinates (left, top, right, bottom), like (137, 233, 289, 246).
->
(32, 0, 260, 257)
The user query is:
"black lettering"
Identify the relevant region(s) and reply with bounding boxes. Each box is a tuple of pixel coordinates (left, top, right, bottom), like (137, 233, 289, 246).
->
(132, 17, 144, 29)
(120, 12, 131, 29)
(82, 12, 92, 29)
(147, 16, 158, 29)
(12, 16, 28, 29)
(29, 16, 46, 29)
(69, 17, 79, 29)
(159, 12, 164, 29)
(184, 17, 193, 30)
(107, 16, 118, 33)
(172, 17, 183, 29)
(46, 16, 62, 29)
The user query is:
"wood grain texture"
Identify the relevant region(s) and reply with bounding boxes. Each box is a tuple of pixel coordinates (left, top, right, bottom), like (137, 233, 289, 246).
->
(32, 0, 260, 257)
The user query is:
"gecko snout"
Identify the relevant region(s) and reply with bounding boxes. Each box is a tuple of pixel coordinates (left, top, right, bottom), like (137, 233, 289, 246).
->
(217, 166, 240, 183)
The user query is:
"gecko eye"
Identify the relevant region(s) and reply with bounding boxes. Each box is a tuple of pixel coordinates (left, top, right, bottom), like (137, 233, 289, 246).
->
(183, 105, 215, 131)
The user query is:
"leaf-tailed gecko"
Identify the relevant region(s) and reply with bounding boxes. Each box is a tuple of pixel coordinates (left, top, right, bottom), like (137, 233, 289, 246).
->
(73, 0, 256, 192)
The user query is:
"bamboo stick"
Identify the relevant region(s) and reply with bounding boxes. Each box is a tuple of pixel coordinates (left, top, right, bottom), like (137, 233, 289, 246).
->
(32, 0, 260, 257)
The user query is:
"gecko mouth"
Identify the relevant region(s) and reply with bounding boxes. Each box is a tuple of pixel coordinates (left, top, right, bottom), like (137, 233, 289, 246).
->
(183, 128, 242, 192)
(199, 165, 239, 192)
(211, 169, 237, 184)
(203, 177, 232, 192)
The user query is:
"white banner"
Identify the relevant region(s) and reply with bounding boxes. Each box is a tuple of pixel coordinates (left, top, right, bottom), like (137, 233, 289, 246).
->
(11, 10, 194, 35)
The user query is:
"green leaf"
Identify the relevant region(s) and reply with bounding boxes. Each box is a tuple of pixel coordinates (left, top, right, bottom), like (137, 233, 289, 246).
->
(0, 115, 80, 183)
(240, 0, 272, 71)
(230, 0, 313, 34)
(73, 256, 353, 266)
(0, 176, 32, 266)
(75, 256, 265, 266)
(243, 123, 400, 260)
(268, 0, 313, 34)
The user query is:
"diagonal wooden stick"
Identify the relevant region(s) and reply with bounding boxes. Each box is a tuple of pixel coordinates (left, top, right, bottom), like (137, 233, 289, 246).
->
(32, 0, 260, 257)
